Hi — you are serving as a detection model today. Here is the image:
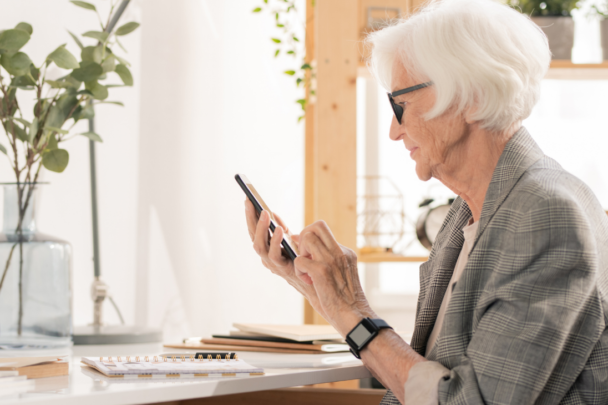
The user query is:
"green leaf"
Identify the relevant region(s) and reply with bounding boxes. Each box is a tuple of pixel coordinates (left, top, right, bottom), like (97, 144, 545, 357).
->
(65, 75, 82, 89)
(274, 49, 280, 57)
(30, 64, 39, 80)
(80, 131, 103, 142)
(0, 143, 7, 155)
(115, 36, 127, 53)
(0, 52, 32, 76)
(67, 30, 84, 50)
(45, 106, 65, 129)
(47, 45, 79, 69)
(287, 50, 295, 55)
(10, 117, 30, 127)
(301, 63, 312, 70)
(70, 1, 96, 11)
(96, 100, 123, 106)
(42, 149, 69, 173)
(45, 126, 69, 135)
(253, 7, 262, 12)
(271, 38, 281, 43)
(56, 94, 79, 119)
(11, 75, 36, 88)
(83, 31, 109, 43)
(14, 22, 33, 36)
(101, 54, 115, 72)
(3, 121, 28, 142)
(293, 35, 299, 42)
(276, 23, 284, 27)
(46, 133, 59, 149)
(114, 22, 140, 36)
(71, 61, 103, 82)
(85, 80, 108, 100)
(81, 46, 102, 64)
(45, 79, 71, 89)
(29, 117, 38, 143)
(0, 29, 30, 51)
(114, 64, 133, 86)
(284, 70, 296, 76)
(112, 53, 130, 66)
(73, 103, 94, 121)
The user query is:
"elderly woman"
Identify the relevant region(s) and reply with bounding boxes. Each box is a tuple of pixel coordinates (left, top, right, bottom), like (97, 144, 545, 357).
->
(244, 0, 608, 403)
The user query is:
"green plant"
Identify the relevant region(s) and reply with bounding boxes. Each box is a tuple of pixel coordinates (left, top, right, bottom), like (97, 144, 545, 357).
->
(507, 0, 581, 16)
(0, 0, 139, 336)
(253, 0, 314, 122)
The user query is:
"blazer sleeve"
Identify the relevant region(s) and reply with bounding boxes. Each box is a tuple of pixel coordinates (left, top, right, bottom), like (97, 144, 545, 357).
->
(436, 196, 605, 404)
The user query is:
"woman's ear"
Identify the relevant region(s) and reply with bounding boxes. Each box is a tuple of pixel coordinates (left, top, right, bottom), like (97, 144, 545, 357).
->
(464, 106, 478, 124)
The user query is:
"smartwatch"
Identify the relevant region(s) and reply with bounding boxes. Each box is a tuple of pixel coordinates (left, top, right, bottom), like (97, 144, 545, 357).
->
(345, 318, 393, 359)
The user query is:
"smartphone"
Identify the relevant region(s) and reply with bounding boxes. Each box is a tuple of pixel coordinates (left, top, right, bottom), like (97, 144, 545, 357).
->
(235, 174, 298, 261)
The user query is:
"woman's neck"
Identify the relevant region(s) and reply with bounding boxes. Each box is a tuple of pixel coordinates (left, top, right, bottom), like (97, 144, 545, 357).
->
(434, 124, 519, 222)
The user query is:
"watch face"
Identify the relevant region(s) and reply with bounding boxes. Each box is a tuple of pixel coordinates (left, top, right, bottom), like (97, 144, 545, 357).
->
(350, 323, 371, 346)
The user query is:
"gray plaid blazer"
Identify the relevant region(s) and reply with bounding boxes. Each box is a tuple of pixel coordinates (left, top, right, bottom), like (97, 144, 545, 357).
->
(381, 127, 608, 404)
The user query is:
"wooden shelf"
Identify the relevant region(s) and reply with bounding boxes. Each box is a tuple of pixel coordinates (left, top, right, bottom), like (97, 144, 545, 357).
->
(358, 60, 608, 80)
(359, 253, 428, 263)
(550, 60, 608, 68)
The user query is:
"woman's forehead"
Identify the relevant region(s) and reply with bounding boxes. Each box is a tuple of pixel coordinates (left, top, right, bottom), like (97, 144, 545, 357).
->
(390, 60, 416, 91)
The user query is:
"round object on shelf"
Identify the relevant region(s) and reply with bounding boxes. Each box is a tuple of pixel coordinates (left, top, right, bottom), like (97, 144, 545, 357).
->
(416, 200, 453, 250)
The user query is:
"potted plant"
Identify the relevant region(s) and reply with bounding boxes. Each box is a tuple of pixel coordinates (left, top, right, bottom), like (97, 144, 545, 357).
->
(0, 0, 138, 348)
(507, 0, 581, 60)
(590, 2, 608, 60)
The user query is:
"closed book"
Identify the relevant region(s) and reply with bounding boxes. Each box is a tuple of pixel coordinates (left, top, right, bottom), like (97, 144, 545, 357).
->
(0, 357, 68, 379)
(232, 323, 341, 342)
(201, 338, 348, 353)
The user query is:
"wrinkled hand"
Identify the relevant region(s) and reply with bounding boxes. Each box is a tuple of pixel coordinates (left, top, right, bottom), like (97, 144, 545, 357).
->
(294, 221, 376, 335)
(244, 200, 327, 321)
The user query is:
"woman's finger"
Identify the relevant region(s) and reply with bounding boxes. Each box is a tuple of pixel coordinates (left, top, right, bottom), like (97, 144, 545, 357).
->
(253, 210, 271, 257)
(273, 212, 290, 235)
(293, 256, 315, 285)
(300, 230, 333, 262)
(304, 220, 342, 255)
(244, 199, 258, 241)
(268, 226, 290, 267)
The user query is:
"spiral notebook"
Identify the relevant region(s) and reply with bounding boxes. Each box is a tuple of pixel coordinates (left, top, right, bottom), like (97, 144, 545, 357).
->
(81, 354, 264, 379)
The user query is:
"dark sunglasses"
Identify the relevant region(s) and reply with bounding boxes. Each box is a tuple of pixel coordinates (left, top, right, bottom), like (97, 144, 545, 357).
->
(387, 81, 433, 124)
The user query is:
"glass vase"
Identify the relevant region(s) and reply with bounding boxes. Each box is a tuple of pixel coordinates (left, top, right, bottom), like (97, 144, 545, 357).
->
(0, 184, 72, 349)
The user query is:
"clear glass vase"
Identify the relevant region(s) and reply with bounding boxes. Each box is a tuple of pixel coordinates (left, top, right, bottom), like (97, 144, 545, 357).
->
(0, 184, 72, 349)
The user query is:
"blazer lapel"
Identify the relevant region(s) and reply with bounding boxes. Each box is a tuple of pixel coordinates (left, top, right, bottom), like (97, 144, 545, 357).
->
(472, 127, 545, 250)
(410, 198, 472, 355)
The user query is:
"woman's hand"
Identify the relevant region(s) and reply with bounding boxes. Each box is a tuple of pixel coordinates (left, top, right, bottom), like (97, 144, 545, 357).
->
(244, 200, 328, 320)
(294, 221, 377, 336)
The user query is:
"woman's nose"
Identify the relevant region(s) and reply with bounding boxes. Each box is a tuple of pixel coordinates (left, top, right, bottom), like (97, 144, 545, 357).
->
(389, 115, 403, 141)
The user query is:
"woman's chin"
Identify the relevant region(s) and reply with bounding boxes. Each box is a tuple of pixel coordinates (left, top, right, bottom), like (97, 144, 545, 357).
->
(415, 164, 433, 181)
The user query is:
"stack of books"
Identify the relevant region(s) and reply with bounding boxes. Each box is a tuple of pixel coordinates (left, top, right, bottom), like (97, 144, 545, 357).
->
(0, 356, 68, 397)
(165, 323, 350, 354)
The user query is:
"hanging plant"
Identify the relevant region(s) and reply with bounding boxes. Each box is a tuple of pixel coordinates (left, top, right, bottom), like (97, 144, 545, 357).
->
(253, 0, 315, 122)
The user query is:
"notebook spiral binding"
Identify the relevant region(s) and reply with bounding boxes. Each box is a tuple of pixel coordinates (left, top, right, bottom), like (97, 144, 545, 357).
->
(98, 354, 239, 363)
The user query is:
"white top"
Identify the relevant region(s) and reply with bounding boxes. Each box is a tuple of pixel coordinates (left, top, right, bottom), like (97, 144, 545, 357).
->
(425, 219, 479, 356)
(0, 345, 370, 405)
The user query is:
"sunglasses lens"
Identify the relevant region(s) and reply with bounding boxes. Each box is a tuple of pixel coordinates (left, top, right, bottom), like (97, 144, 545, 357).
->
(388, 95, 403, 124)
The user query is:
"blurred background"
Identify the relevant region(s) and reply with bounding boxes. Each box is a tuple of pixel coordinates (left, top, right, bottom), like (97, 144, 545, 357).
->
(0, 0, 606, 344)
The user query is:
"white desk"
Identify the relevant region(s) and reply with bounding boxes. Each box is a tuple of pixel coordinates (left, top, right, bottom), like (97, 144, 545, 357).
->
(0, 344, 372, 405)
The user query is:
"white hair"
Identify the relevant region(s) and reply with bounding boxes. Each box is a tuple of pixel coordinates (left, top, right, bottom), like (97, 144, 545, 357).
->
(367, 0, 551, 132)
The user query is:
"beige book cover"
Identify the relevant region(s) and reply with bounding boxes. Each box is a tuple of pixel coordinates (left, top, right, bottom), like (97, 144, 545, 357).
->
(232, 323, 342, 342)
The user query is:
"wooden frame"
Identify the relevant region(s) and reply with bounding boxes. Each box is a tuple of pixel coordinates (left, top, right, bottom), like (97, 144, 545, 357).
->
(153, 388, 387, 405)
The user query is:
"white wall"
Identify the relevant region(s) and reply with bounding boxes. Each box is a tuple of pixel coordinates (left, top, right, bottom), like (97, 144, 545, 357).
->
(0, 0, 306, 342)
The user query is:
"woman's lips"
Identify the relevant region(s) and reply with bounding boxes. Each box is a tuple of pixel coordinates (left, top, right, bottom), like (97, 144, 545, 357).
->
(409, 147, 418, 158)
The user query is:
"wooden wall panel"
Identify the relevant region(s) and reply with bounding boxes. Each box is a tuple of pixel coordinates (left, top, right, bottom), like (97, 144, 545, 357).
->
(315, 0, 359, 252)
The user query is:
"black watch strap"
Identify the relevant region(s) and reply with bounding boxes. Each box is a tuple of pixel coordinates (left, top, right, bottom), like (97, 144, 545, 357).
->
(345, 317, 393, 359)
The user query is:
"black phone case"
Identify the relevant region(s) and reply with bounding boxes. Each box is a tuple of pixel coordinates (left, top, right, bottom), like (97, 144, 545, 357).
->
(235, 174, 298, 261)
